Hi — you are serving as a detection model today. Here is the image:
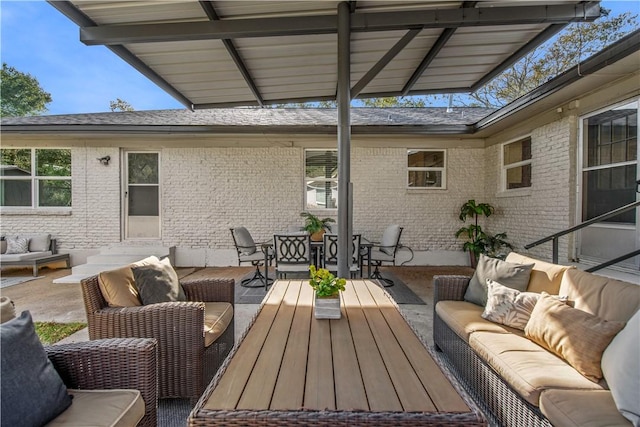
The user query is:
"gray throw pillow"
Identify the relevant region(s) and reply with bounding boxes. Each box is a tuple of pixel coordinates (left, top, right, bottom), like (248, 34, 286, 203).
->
(464, 254, 534, 307)
(1, 311, 72, 426)
(5, 237, 29, 254)
(133, 258, 187, 305)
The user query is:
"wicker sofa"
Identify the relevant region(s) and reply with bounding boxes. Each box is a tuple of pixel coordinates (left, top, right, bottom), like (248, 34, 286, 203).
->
(81, 261, 235, 399)
(433, 252, 639, 427)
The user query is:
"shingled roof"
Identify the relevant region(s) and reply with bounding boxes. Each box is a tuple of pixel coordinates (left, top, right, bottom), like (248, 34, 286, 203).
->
(1, 107, 495, 135)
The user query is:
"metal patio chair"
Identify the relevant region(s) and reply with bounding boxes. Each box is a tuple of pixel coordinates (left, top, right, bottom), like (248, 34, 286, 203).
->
(369, 224, 404, 287)
(273, 233, 312, 279)
(322, 233, 361, 278)
(231, 227, 273, 288)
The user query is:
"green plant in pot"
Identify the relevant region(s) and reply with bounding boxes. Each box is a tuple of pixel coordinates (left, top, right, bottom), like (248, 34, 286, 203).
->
(455, 199, 513, 267)
(300, 212, 335, 241)
(309, 265, 346, 319)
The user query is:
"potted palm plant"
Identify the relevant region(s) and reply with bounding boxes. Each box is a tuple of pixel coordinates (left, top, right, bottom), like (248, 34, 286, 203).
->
(300, 212, 335, 241)
(309, 265, 346, 319)
(455, 199, 512, 267)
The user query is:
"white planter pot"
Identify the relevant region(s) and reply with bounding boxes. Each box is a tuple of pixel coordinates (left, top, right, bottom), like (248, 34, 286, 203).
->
(314, 294, 341, 319)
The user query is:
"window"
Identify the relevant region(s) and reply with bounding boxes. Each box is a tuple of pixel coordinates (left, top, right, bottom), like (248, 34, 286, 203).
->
(305, 149, 337, 209)
(0, 148, 72, 208)
(407, 149, 446, 189)
(502, 137, 532, 190)
(581, 100, 638, 223)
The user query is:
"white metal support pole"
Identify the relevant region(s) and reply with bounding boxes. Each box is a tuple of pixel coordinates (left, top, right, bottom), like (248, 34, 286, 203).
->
(337, 1, 351, 279)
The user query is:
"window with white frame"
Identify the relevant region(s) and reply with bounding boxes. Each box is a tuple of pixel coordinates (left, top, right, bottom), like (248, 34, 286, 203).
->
(0, 148, 72, 207)
(305, 149, 337, 209)
(502, 137, 532, 190)
(407, 149, 446, 189)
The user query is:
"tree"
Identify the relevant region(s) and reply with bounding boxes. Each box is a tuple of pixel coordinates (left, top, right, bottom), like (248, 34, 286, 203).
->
(464, 10, 638, 107)
(109, 98, 135, 112)
(360, 96, 426, 107)
(0, 63, 52, 117)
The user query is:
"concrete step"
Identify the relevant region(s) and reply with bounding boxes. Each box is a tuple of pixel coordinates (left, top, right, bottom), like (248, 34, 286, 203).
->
(100, 245, 173, 257)
(52, 274, 94, 284)
(86, 253, 150, 265)
(71, 263, 129, 275)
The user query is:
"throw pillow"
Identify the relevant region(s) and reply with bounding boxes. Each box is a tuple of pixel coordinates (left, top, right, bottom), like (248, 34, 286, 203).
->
(132, 257, 186, 305)
(601, 309, 640, 426)
(1, 311, 72, 426)
(233, 227, 257, 256)
(525, 293, 626, 382)
(5, 237, 30, 254)
(0, 239, 6, 254)
(98, 256, 159, 307)
(482, 279, 543, 330)
(464, 254, 534, 307)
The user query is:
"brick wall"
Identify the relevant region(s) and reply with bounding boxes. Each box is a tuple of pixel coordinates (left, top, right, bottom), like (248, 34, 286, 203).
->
(484, 118, 575, 263)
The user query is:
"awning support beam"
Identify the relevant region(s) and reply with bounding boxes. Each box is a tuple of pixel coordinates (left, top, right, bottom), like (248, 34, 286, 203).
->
(79, 3, 601, 45)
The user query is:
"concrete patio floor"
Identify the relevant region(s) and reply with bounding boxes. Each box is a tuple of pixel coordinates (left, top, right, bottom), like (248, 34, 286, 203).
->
(0, 264, 474, 346)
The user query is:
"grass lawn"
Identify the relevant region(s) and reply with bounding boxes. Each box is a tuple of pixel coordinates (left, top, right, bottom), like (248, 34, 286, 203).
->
(34, 322, 87, 345)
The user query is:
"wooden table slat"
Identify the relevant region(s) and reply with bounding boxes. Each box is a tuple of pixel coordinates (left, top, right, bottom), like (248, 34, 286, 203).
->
(341, 282, 403, 411)
(353, 281, 437, 412)
(331, 296, 370, 411)
(204, 281, 290, 410)
(304, 303, 336, 410)
(238, 281, 301, 409)
(270, 282, 314, 410)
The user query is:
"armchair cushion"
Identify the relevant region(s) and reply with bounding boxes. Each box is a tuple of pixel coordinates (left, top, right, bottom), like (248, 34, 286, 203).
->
(204, 302, 234, 347)
(133, 257, 186, 304)
(45, 389, 145, 427)
(1, 311, 72, 426)
(233, 227, 257, 256)
(380, 224, 401, 255)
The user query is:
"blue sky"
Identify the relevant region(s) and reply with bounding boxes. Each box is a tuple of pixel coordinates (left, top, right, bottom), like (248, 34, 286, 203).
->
(1, 1, 638, 115)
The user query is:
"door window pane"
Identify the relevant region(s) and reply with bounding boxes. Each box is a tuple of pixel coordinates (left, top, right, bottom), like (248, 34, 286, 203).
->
(128, 186, 159, 216)
(128, 153, 158, 184)
(583, 165, 635, 223)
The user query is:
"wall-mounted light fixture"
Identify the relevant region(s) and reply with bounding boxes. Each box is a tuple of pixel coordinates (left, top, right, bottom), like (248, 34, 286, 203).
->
(97, 155, 111, 166)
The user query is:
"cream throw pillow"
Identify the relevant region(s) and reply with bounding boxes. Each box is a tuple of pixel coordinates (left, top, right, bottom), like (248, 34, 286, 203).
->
(525, 292, 626, 382)
(482, 279, 542, 330)
(98, 256, 160, 307)
(601, 309, 640, 426)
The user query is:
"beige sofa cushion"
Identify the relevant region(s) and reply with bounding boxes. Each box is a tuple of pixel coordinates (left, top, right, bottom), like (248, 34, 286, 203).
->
(436, 300, 522, 342)
(505, 252, 575, 294)
(525, 293, 625, 382)
(204, 302, 234, 347)
(540, 389, 632, 427)
(98, 256, 159, 307)
(470, 331, 603, 406)
(45, 389, 145, 427)
(559, 268, 639, 322)
(0, 251, 52, 262)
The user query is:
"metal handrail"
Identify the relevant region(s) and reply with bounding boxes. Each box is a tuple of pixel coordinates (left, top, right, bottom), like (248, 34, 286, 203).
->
(524, 199, 640, 264)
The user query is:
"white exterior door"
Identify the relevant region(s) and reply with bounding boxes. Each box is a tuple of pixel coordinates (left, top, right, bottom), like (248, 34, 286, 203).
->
(578, 99, 639, 270)
(124, 151, 160, 239)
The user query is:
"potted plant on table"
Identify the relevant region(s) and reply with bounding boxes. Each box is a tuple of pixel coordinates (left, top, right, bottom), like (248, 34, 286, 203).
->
(455, 199, 513, 267)
(309, 265, 346, 319)
(300, 212, 335, 241)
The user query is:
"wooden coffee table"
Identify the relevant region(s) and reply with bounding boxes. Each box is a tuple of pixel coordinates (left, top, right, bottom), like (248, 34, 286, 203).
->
(189, 279, 486, 426)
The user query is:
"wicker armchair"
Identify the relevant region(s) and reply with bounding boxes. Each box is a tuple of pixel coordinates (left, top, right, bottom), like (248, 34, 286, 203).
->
(45, 337, 157, 427)
(80, 275, 235, 399)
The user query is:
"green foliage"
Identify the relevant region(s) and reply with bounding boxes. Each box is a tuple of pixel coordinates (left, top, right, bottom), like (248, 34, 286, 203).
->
(360, 96, 426, 107)
(309, 265, 346, 297)
(1, 63, 52, 117)
(109, 98, 135, 112)
(300, 211, 335, 233)
(455, 200, 512, 260)
(34, 322, 86, 345)
(464, 10, 638, 107)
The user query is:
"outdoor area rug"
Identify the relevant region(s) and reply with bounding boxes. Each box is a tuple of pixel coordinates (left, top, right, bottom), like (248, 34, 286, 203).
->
(236, 269, 425, 305)
(158, 398, 192, 427)
(372, 271, 425, 305)
(0, 276, 43, 289)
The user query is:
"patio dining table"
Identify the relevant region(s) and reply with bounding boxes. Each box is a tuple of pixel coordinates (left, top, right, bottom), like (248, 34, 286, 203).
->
(188, 279, 486, 427)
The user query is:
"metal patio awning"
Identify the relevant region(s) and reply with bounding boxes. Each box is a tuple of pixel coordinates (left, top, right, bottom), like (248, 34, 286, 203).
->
(50, 1, 600, 110)
(49, 0, 600, 277)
